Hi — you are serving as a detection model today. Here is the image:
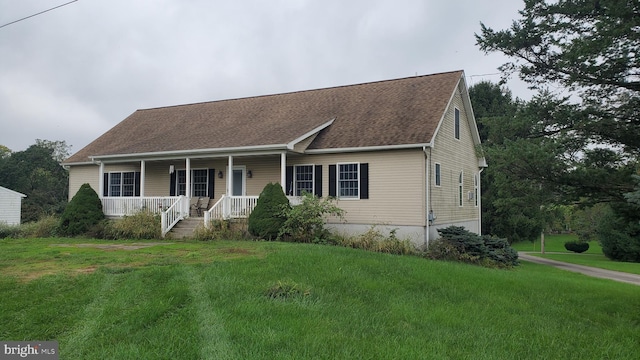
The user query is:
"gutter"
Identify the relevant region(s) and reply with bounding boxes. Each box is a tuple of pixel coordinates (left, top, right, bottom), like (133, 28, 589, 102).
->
(89, 144, 290, 162)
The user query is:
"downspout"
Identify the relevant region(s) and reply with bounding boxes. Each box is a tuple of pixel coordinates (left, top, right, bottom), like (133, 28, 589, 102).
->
(478, 167, 484, 235)
(423, 146, 430, 249)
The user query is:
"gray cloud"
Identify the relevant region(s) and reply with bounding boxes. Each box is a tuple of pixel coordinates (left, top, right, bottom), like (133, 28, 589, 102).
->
(0, 0, 529, 154)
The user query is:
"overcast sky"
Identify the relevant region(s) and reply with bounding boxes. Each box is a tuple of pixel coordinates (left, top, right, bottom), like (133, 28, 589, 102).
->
(0, 0, 529, 155)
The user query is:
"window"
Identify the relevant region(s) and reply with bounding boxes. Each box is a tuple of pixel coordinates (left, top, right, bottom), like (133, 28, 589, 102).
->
(109, 173, 121, 197)
(176, 169, 209, 197)
(329, 163, 368, 199)
(192, 169, 208, 197)
(122, 172, 135, 196)
(295, 165, 314, 196)
(338, 163, 359, 198)
(454, 108, 461, 140)
(458, 171, 464, 207)
(106, 172, 139, 197)
(434, 163, 441, 187)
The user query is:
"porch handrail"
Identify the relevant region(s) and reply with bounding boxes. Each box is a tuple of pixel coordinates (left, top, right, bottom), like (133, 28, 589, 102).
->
(161, 196, 189, 237)
(102, 196, 180, 217)
(203, 195, 302, 228)
(203, 195, 259, 227)
(204, 195, 226, 226)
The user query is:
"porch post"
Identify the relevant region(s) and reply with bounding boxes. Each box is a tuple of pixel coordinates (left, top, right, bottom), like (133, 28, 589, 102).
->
(227, 155, 234, 195)
(186, 157, 191, 198)
(140, 160, 146, 197)
(98, 161, 105, 197)
(280, 152, 287, 193)
(226, 155, 234, 219)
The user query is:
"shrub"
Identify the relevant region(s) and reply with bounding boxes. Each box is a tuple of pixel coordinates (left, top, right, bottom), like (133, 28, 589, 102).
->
(427, 226, 518, 268)
(248, 183, 290, 240)
(597, 210, 640, 262)
(339, 227, 419, 255)
(58, 183, 104, 236)
(564, 241, 590, 253)
(103, 211, 161, 239)
(0, 222, 22, 238)
(21, 215, 60, 238)
(278, 193, 344, 243)
(193, 219, 246, 241)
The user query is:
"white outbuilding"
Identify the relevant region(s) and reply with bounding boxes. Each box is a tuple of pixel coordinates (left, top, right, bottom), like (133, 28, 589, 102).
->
(0, 186, 26, 225)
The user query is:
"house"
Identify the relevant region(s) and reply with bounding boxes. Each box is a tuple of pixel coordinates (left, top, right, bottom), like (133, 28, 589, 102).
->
(0, 186, 26, 226)
(63, 70, 486, 245)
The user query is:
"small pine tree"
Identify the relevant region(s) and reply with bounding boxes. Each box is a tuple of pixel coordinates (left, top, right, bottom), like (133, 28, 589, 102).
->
(248, 183, 290, 240)
(58, 183, 104, 236)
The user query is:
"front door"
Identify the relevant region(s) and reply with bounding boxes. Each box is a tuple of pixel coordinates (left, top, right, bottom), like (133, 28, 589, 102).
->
(232, 167, 245, 196)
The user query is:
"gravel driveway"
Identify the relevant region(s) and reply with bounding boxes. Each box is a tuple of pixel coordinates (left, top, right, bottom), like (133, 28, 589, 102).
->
(518, 252, 640, 286)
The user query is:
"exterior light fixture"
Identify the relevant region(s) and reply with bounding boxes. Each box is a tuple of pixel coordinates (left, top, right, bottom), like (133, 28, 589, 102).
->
(218, 170, 223, 179)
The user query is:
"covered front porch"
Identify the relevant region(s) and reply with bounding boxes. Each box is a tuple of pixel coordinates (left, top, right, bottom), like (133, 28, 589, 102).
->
(96, 152, 303, 237)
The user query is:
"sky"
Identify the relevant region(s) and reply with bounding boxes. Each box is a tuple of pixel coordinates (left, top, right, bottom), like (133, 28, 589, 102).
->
(0, 0, 530, 155)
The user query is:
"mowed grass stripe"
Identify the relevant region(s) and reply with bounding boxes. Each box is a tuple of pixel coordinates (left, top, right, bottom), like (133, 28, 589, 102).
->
(62, 274, 117, 358)
(184, 266, 237, 359)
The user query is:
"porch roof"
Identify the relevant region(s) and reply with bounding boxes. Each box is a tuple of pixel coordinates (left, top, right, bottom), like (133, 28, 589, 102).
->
(65, 70, 464, 164)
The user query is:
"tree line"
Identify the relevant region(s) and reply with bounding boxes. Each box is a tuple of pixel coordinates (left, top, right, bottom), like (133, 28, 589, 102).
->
(472, 0, 639, 261)
(0, 140, 70, 223)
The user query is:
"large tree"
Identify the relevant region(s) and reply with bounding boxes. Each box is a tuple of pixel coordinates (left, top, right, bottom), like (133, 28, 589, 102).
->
(476, 0, 640, 260)
(470, 82, 564, 241)
(477, 0, 640, 153)
(0, 140, 70, 222)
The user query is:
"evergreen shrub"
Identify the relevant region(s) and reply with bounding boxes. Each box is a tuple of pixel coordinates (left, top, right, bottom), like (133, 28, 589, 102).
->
(564, 241, 590, 253)
(58, 183, 104, 236)
(428, 226, 519, 268)
(248, 183, 290, 240)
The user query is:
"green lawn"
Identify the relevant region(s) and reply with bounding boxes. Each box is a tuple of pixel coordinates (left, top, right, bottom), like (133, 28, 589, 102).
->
(511, 233, 640, 274)
(1, 238, 638, 359)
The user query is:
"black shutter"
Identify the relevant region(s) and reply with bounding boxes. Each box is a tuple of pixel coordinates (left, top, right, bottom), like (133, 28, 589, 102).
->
(314, 165, 323, 197)
(286, 166, 294, 195)
(208, 169, 215, 198)
(329, 165, 336, 197)
(134, 172, 141, 197)
(169, 172, 176, 196)
(360, 163, 369, 199)
(103, 173, 109, 197)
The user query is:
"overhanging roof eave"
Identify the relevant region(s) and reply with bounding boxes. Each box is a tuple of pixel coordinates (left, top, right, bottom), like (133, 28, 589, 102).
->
(89, 144, 290, 162)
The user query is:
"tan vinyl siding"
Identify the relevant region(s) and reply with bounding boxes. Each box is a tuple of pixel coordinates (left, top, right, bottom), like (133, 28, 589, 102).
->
(291, 149, 426, 227)
(429, 88, 480, 225)
(68, 150, 427, 226)
(68, 165, 100, 200)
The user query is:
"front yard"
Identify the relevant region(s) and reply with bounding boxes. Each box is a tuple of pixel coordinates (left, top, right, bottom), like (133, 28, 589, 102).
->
(1, 238, 638, 359)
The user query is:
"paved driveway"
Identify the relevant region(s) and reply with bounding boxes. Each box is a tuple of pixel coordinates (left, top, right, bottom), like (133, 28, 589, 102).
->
(518, 252, 640, 286)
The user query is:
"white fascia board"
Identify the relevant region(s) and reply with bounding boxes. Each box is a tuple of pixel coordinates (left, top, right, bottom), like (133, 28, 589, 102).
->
(90, 144, 289, 162)
(62, 161, 95, 166)
(430, 74, 461, 145)
(0, 186, 27, 198)
(305, 142, 432, 154)
(286, 118, 336, 150)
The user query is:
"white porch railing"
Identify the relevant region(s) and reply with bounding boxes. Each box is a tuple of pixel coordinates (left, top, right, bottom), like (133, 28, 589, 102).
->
(204, 195, 259, 226)
(203, 195, 303, 227)
(100, 196, 189, 237)
(161, 196, 190, 237)
(102, 196, 181, 217)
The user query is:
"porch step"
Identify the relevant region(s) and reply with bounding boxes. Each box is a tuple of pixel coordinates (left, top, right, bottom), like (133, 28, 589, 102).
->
(167, 217, 203, 239)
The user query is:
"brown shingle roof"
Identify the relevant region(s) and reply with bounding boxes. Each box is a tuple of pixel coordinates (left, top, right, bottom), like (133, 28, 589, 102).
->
(65, 70, 463, 163)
